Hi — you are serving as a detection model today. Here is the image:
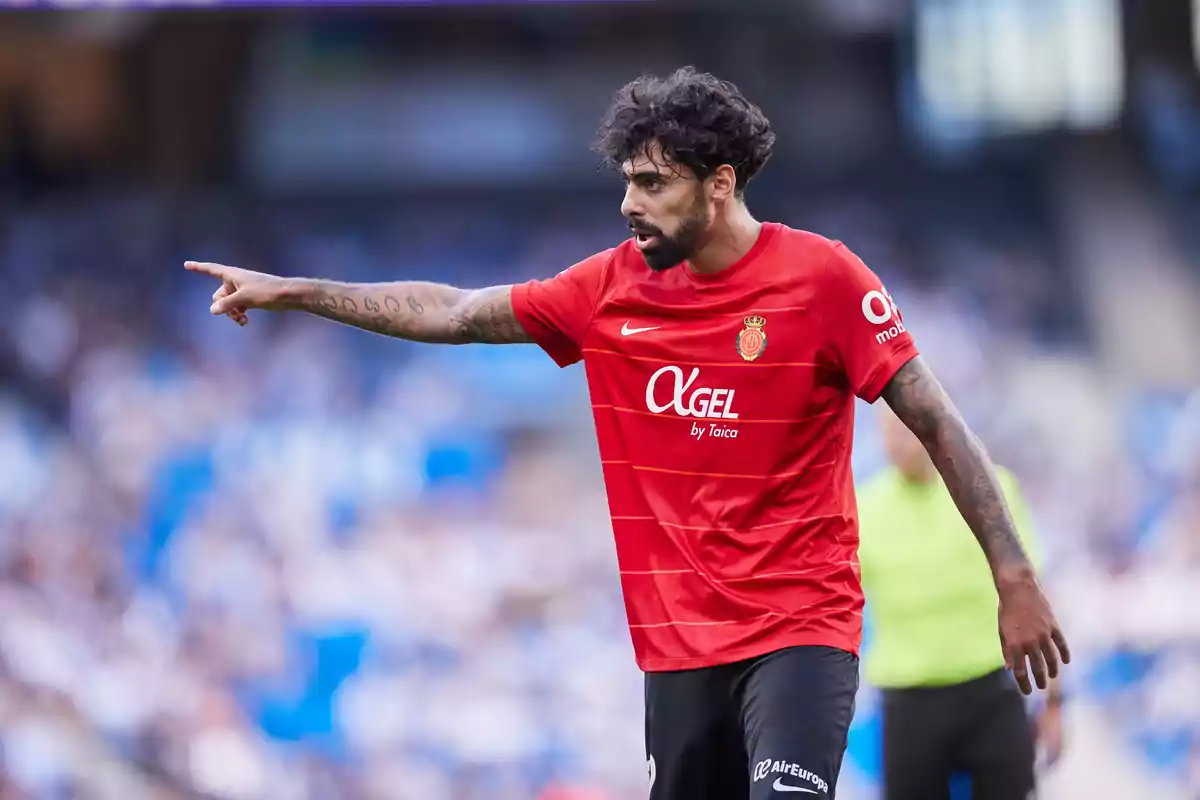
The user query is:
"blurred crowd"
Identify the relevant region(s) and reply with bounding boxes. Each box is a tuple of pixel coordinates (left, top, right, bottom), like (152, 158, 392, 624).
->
(0, 187, 1197, 800)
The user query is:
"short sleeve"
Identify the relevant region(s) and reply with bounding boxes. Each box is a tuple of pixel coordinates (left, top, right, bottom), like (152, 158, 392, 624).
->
(820, 242, 920, 402)
(510, 250, 610, 368)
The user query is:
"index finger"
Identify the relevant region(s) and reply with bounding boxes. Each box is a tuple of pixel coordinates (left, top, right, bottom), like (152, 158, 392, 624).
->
(184, 261, 229, 279)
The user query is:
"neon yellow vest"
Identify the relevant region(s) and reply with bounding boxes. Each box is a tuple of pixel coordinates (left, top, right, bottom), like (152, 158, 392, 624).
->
(857, 466, 1041, 688)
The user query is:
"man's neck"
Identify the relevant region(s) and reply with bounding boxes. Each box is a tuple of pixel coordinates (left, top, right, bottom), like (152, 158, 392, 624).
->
(687, 205, 762, 275)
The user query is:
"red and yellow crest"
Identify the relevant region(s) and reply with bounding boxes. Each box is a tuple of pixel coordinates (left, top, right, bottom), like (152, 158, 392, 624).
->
(736, 315, 767, 362)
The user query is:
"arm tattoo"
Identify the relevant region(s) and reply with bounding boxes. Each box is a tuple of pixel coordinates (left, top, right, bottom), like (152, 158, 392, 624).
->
(448, 287, 533, 344)
(881, 356, 1030, 573)
(296, 280, 530, 344)
(312, 291, 338, 313)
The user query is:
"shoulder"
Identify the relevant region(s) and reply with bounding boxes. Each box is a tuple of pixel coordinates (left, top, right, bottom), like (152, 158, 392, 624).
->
(816, 237, 873, 284)
(530, 246, 624, 305)
(780, 232, 888, 308)
(760, 225, 855, 286)
(764, 223, 839, 263)
(557, 245, 622, 279)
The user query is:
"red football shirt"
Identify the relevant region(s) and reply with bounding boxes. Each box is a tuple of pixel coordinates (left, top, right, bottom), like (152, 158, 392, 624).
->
(511, 223, 919, 671)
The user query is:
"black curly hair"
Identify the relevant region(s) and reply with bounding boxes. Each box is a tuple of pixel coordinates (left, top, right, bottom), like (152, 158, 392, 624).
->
(594, 67, 776, 194)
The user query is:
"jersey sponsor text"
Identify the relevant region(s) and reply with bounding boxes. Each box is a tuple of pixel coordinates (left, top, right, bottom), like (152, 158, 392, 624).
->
(645, 366, 740, 420)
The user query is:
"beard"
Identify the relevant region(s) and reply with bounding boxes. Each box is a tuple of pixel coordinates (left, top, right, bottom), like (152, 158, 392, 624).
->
(633, 198, 710, 272)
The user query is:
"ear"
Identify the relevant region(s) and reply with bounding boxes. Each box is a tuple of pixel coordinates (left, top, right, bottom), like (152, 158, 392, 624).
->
(707, 164, 738, 203)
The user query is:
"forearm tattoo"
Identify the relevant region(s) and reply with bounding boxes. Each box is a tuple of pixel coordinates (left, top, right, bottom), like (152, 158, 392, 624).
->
(881, 357, 1030, 571)
(300, 281, 530, 345)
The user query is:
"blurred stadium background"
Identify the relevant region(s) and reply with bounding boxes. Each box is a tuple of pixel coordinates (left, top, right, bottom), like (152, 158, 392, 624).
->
(0, 0, 1198, 798)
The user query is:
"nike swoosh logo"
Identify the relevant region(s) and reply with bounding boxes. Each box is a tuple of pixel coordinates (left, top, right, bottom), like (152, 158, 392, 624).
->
(621, 322, 660, 336)
(772, 778, 819, 794)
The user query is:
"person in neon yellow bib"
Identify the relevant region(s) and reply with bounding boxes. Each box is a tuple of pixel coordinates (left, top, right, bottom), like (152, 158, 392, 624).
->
(857, 408, 1063, 799)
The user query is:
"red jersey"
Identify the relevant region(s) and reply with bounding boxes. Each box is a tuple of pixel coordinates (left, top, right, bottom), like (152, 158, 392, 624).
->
(511, 223, 919, 671)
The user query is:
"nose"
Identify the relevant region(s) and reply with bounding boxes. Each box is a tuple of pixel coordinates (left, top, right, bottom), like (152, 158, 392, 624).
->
(621, 184, 642, 219)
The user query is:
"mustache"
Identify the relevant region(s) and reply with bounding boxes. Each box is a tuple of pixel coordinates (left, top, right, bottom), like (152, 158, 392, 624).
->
(628, 220, 664, 236)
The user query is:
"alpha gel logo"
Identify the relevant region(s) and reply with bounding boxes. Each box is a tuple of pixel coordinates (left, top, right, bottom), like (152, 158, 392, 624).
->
(645, 366, 739, 420)
(862, 287, 906, 344)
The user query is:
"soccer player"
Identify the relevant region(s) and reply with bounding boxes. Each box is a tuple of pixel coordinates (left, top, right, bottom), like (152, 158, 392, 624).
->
(858, 408, 1064, 799)
(186, 67, 1069, 800)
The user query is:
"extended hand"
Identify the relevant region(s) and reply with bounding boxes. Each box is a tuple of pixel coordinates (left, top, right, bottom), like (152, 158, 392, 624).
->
(997, 568, 1070, 695)
(185, 261, 294, 326)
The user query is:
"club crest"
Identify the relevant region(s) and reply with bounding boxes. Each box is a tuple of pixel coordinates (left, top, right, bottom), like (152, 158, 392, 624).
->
(736, 315, 767, 362)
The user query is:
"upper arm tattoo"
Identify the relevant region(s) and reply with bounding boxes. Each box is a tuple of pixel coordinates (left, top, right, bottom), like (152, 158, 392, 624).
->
(449, 286, 533, 345)
(881, 356, 1029, 570)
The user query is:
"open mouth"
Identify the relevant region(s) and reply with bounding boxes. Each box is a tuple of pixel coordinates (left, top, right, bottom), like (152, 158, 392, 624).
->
(632, 229, 662, 249)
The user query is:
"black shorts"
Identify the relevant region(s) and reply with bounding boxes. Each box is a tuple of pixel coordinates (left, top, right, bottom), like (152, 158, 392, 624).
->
(645, 645, 859, 800)
(881, 668, 1036, 800)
